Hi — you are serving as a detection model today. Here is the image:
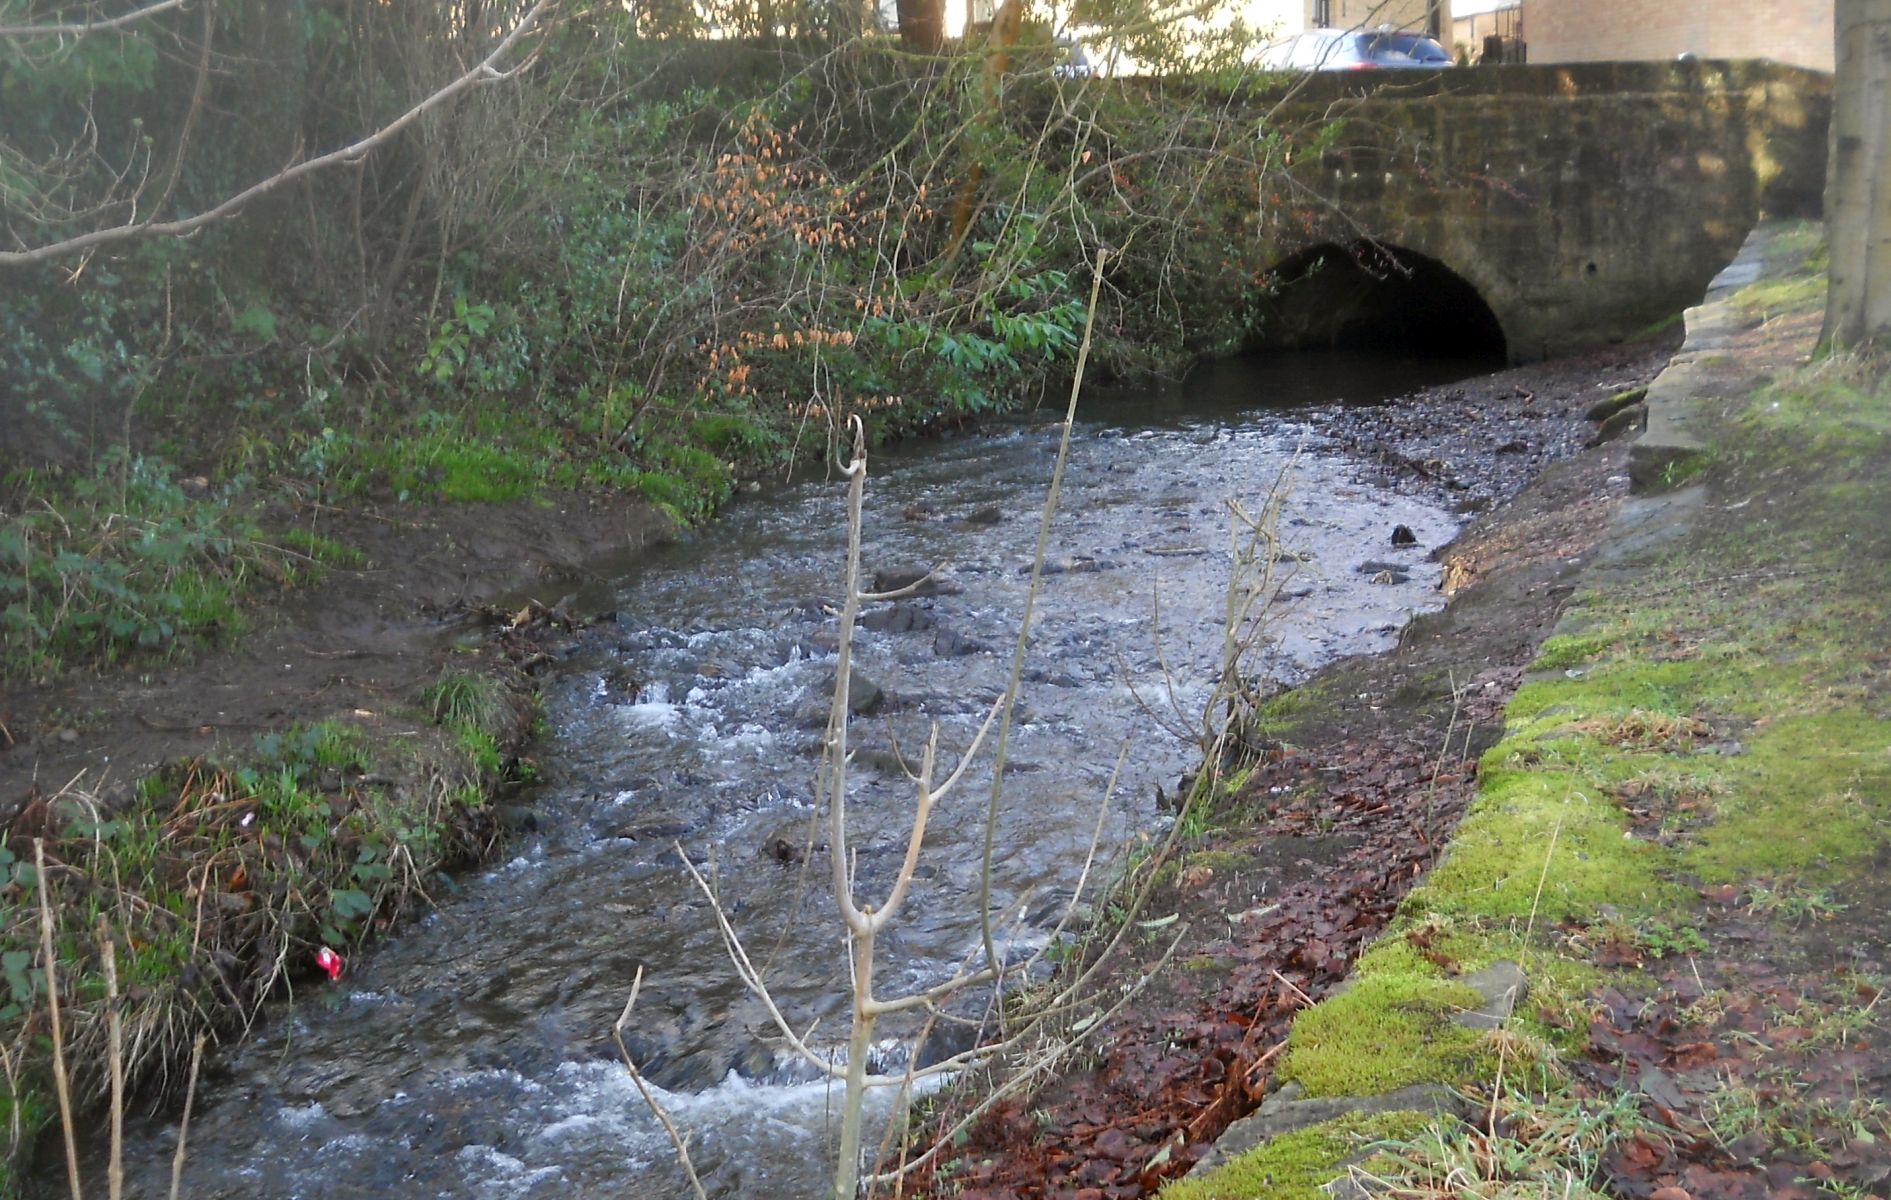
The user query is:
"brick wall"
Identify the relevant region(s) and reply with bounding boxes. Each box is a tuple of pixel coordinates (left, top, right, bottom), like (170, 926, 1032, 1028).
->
(1323, 0, 1449, 36)
(1520, 0, 1832, 72)
(1239, 0, 1448, 43)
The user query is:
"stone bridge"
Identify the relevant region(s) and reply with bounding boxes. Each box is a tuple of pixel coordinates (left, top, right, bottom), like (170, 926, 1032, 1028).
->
(1231, 61, 1831, 362)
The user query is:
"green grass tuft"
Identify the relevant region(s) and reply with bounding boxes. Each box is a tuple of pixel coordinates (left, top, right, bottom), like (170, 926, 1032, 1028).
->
(420, 668, 510, 738)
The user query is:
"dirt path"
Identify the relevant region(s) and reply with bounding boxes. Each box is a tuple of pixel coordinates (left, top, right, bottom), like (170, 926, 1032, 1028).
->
(0, 493, 670, 817)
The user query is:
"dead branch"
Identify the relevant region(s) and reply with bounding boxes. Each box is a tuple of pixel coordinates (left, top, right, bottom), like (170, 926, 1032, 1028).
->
(613, 966, 712, 1200)
(0, 0, 559, 267)
(0, 0, 191, 39)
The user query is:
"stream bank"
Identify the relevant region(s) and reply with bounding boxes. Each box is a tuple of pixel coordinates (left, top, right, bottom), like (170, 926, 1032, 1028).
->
(935, 222, 1891, 1200)
(8, 330, 1677, 1195)
(900, 330, 1687, 1197)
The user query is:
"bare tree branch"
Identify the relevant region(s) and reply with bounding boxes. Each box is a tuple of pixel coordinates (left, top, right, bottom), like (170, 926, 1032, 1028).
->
(0, 0, 560, 267)
(0, 0, 191, 39)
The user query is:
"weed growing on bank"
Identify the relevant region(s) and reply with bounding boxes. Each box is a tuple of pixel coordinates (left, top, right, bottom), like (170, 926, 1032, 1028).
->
(0, 455, 297, 681)
(0, 719, 510, 1191)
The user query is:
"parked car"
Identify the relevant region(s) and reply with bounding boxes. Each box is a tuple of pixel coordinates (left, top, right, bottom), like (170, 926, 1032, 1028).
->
(1260, 27, 1454, 71)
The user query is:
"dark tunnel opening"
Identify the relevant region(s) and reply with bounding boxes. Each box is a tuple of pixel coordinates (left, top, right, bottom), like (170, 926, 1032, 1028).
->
(1248, 242, 1509, 361)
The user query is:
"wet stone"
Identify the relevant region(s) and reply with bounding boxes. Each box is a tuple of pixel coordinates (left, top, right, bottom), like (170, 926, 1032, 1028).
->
(931, 627, 983, 658)
(1453, 960, 1528, 1030)
(1191, 1080, 1469, 1177)
(844, 668, 884, 715)
(609, 815, 697, 842)
(871, 566, 957, 595)
(859, 603, 934, 634)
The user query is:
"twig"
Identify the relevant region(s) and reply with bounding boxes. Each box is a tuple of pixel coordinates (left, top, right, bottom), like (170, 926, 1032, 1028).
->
(168, 1035, 205, 1200)
(1271, 969, 1314, 1008)
(0, 0, 560, 266)
(36, 840, 82, 1200)
(1523, 788, 1572, 947)
(100, 921, 124, 1200)
(612, 966, 711, 1200)
(0, 0, 191, 38)
(978, 248, 1109, 989)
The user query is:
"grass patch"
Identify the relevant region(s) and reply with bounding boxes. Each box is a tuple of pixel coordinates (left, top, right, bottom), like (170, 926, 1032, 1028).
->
(1366, 1080, 1646, 1198)
(1530, 634, 1611, 673)
(420, 668, 510, 738)
(276, 526, 366, 569)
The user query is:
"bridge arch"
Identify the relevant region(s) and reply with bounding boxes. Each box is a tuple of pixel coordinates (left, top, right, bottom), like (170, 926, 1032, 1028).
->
(1247, 242, 1507, 360)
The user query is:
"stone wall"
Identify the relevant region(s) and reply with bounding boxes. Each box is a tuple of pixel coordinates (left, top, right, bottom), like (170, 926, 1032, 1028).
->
(1236, 61, 1832, 360)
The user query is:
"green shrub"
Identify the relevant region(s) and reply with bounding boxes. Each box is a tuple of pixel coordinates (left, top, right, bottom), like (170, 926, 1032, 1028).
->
(0, 455, 290, 679)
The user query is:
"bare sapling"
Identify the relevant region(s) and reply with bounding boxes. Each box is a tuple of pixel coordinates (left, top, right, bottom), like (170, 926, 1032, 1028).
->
(36, 839, 82, 1200)
(1127, 453, 1297, 799)
(617, 251, 1192, 1197)
(1205, 458, 1297, 771)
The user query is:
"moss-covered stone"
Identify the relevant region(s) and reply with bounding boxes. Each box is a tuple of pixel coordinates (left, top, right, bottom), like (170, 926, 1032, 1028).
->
(1157, 1111, 1431, 1200)
(1278, 942, 1490, 1097)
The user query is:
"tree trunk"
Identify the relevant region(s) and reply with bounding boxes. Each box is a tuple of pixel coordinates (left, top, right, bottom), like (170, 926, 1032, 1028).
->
(897, 0, 945, 52)
(1823, 0, 1891, 349)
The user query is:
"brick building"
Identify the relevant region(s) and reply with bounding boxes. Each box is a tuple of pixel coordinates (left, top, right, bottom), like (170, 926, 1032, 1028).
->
(1451, 0, 1520, 58)
(1243, 0, 1451, 40)
(1519, 0, 1833, 72)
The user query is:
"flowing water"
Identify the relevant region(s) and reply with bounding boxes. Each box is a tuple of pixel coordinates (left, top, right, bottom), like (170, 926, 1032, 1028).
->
(94, 350, 1495, 1199)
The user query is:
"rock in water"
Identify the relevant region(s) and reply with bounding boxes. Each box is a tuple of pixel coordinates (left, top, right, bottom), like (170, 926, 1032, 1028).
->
(932, 627, 982, 658)
(871, 566, 932, 593)
(860, 603, 934, 634)
(844, 667, 883, 715)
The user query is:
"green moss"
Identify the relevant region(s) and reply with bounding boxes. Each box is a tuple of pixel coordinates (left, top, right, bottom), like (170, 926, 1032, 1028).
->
(1531, 634, 1610, 673)
(1412, 760, 1680, 925)
(1503, 653, 1775, 725)
(1631, 309, 1686, 340)
(1242, 680, 1327, 742)
(1156, 1111, 1431, 1200)
(1731, 271, 1825, 321)
(435, 444, 538, 503)
(1279, 943, 1488, 1097)
(1692, 712, 1891, 883)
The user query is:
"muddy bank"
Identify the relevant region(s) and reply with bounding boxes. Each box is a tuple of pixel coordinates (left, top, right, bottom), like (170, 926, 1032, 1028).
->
(0, 492, 672, 817)
(0, 489, 672, 1189)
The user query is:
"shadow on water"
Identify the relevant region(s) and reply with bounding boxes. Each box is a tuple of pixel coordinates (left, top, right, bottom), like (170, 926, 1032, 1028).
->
(86, 349, 1494, 1200)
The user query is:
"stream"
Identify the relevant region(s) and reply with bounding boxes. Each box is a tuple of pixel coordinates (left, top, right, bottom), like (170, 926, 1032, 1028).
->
(94, 349, 1497, 1199)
